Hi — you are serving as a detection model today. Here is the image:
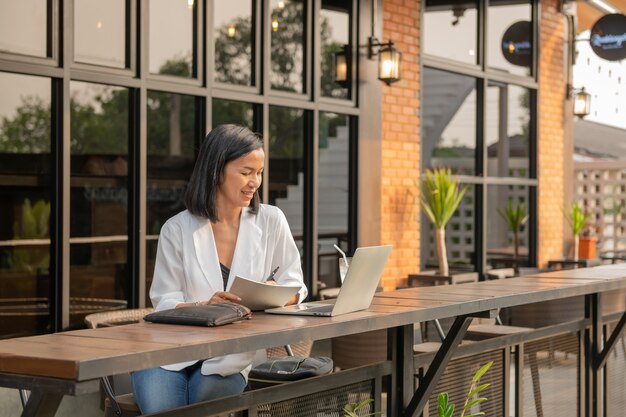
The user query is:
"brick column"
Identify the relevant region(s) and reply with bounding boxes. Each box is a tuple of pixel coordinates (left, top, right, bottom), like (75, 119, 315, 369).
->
(380, 0, 421, 290)
(538, 0, 567, 265)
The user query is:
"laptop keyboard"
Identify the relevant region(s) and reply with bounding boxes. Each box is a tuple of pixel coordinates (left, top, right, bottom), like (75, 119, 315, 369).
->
(296, 303, 334, 312)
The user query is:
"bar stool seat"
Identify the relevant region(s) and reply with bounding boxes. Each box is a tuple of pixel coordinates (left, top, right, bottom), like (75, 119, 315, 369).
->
(465, 323, 533, 339)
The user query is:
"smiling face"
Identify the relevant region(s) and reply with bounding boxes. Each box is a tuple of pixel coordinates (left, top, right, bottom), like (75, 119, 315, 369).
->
(217, 148, 265, 210)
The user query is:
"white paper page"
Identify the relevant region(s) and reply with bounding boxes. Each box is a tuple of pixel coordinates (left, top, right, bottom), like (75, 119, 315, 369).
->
(229, 276, 300, 311)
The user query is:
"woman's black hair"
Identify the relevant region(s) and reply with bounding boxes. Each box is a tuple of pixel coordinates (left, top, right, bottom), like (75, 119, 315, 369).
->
(185, 124, 263, 222)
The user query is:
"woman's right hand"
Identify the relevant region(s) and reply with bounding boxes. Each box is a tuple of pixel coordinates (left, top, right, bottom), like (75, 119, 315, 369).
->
(208, 291, 242, 304)
(177, 291, 241, 308)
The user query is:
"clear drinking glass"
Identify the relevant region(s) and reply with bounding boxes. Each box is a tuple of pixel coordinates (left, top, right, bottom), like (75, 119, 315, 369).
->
(338, 257, 351, 283)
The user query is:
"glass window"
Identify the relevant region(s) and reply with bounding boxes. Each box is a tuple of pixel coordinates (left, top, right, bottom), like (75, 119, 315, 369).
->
(149, 0, 195, 78)
(422, 67, 477, 175)
(74, 0, 126, 68)
(424, 0, 478, 65)
(212, 99, 254, 129)
(0, 0, 48, 57)
(317, 112, 350, 289)
(69, 81, 129, 321)
(270, 0, 305, 93)
(421, 184, 475, 272)
(487, 0, 532, 77)
(320, 0, 351, 99)
(0, 72, 51, 339)
(486, 83, 531, 177)
(268, 106, 304, 247)
(146, 90, 196, 306)
(486, 185, 530, 270)
(213, 0, 254, 86)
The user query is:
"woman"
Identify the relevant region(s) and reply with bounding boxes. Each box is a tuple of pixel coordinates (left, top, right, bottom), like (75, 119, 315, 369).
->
(132, 124, 307, 413)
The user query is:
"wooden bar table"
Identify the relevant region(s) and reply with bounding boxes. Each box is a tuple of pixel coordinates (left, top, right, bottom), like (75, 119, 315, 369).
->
(0, 264, 625, 417)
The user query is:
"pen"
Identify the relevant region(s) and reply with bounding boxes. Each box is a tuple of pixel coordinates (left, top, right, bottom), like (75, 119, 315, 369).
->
(267, 266, 280, 281)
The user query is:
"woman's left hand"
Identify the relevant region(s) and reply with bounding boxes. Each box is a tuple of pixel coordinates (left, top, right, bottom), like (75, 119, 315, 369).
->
(266, 280, 299, 305)
(285, 293, 300, 306)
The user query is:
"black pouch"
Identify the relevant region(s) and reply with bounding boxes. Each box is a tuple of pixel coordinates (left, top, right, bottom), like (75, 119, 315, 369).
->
(248, 356, 333, 389)
(143, 303, 251, 327)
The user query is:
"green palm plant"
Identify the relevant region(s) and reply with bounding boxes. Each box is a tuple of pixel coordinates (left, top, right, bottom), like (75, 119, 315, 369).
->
(497, 200, 528, 274)
(437, 361, 493, 417)
(564, 202, 592, 261)
(420, 168, 469, 276)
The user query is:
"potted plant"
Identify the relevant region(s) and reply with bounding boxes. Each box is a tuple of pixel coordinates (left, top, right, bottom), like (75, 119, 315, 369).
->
(437, 361, 493, 417)
(579, 222, 598, 260)
(497, 199, 528, 274)
(564, 202, 592, 262)
(410, 168, 475, 289)
(419, 168, 469, 277)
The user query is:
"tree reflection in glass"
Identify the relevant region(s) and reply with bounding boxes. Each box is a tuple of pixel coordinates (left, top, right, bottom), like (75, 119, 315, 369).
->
(149, 0, 195, 77)
(486, 84, 531, 178)
(69, 81, 129, 303)
(147, 91, 195, 236)
(270, 0, 305, 93)
(422, 67, 477, 176)
(320, 1, 351, 99)
(212, 99, 254, 129)
(269, 106, 304, 239)
(146, 90, 196, 306)
(214, 0, 253, 86)
(0, 72, 52, 338)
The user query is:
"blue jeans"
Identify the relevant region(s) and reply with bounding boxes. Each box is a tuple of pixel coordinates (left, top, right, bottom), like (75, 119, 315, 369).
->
(131, 362, 246, 414)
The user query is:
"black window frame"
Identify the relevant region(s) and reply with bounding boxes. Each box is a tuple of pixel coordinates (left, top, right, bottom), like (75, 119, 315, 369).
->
(421, 0, 539, 278)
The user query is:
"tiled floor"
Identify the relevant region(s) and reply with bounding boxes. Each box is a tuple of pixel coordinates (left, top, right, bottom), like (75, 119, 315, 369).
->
(0, 388, 102, 417)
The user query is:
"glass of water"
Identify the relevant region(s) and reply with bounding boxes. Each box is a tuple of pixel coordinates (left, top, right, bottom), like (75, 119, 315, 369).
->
(338, 257, 351, 283)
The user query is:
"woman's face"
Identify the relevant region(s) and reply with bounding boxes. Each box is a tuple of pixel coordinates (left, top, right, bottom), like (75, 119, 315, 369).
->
(217, 148, 265, 209)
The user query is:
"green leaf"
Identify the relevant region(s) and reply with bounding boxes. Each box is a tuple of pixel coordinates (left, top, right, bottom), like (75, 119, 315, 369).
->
(564, 202, 592, 235)
(468, 383, 490, 398)
(498, 199, 528, 232)
(464, 412, 486, 417)
(472, 361, 493, 382)
(438, 392, 448, 409)
(342, 399, 383, 417)
(419, 168, 467, 230)
(464, 398, 487, 409)
(437, 392, 454, 417)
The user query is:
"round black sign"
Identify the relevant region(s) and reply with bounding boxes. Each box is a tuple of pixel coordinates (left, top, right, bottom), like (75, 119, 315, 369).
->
(590, 13, 626, 62)
(501, 21, 532, 67)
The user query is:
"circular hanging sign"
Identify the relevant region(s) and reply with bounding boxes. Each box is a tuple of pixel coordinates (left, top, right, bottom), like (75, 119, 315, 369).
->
(590, 13, 626, 62)
(501, 21, 532, 67)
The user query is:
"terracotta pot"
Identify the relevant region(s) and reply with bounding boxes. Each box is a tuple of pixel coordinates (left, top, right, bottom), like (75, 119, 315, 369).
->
(578, 238, 597, 259)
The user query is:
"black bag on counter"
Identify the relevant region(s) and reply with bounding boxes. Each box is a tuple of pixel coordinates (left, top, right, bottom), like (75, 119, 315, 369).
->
(248, 356, 333, 389)
(144, 303, 251, 327)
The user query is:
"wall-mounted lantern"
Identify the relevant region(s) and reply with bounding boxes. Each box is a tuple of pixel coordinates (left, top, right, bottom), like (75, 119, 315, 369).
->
(333, 45, 350, 88)
(573, 87, 591, 118)
(368, 37, 402, 86)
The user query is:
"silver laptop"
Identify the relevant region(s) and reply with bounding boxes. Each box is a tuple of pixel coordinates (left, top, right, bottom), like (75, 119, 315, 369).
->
(265, 245, 392, 317)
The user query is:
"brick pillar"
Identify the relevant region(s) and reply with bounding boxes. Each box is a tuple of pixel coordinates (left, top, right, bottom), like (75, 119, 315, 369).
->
(538, 0, 567, 265)
(380, 0, 421, 290)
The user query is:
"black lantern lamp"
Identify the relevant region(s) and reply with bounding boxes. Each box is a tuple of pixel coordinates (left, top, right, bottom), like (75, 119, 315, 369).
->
(333, 44, 351, 88)
(573, 87, 591, 118)
(368, 37, 402, 85)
